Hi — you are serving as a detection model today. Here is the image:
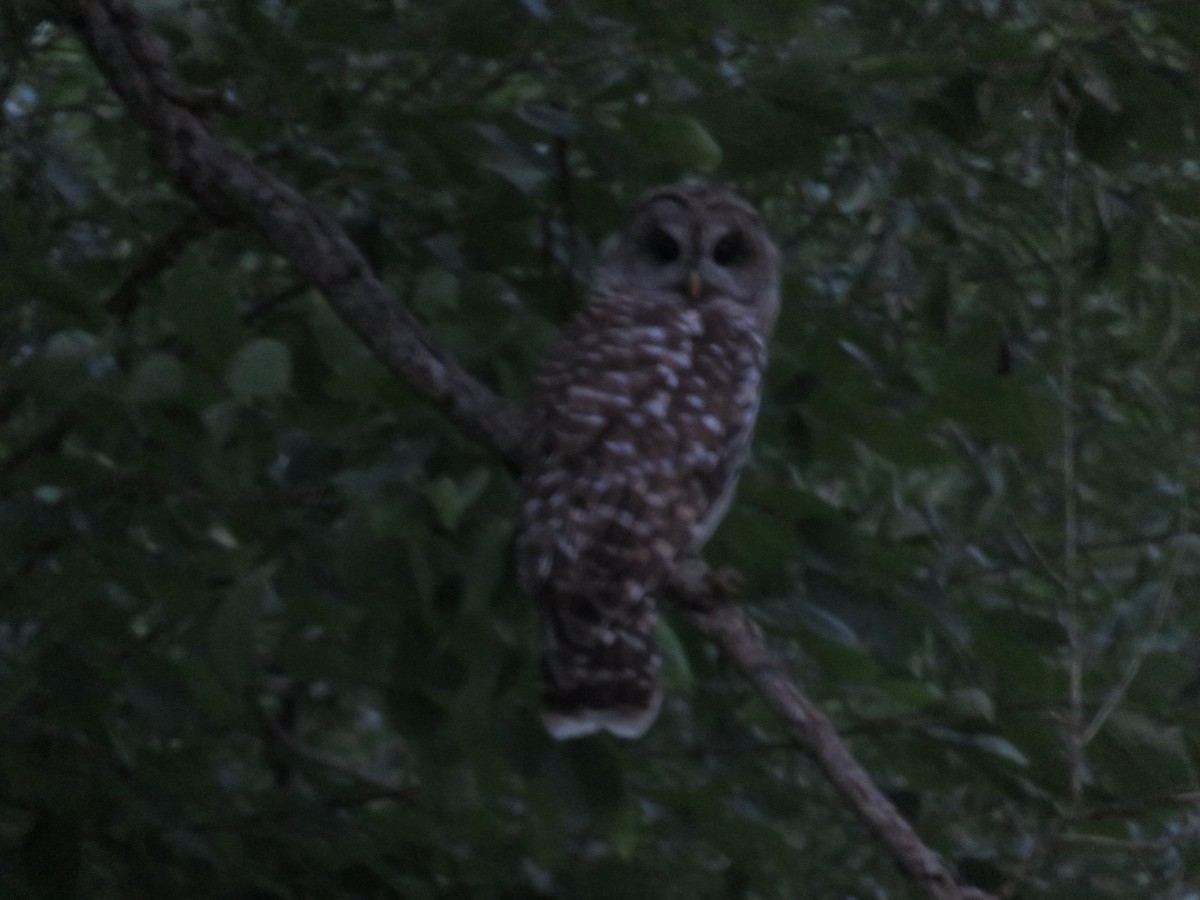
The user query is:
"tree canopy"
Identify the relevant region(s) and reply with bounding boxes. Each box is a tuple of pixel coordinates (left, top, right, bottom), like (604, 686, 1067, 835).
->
(3, 0, 1200, 897)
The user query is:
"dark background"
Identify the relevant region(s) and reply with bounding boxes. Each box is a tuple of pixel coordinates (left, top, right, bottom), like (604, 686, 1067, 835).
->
(2, 1, 1199, 896)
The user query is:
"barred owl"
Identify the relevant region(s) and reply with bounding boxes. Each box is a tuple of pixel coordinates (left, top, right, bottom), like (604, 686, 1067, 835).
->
(516, 184, 780, 739)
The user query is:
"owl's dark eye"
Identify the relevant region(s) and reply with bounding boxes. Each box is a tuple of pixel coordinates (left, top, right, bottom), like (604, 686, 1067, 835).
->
(643, 227, 681, 263)
(712, 230, 751, 267)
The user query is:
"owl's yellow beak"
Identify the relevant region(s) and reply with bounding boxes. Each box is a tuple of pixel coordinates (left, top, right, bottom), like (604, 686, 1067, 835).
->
(687, 270, 703, 300)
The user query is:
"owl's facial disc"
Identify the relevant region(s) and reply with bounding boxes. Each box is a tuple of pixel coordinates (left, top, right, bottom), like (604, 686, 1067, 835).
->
(593, 184, 779, 332)
(679, 219, 758, 305)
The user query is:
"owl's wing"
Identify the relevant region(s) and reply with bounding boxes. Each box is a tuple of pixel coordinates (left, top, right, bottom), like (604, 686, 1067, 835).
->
(517, 292, 767, 739)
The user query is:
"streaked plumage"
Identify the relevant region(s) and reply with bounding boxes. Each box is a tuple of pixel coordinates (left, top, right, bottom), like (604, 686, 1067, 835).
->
(517, 184, 780, 739)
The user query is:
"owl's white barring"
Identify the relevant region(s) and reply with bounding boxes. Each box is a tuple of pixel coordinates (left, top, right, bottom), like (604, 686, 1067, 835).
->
(516, 184, 781, 739)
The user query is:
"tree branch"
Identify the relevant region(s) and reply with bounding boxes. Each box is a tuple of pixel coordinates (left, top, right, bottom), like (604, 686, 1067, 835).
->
(54, 2, 992, 897)
(105, 211, 209, 318)
(666, 565, 991, 900)
(55, 0, 527, 469)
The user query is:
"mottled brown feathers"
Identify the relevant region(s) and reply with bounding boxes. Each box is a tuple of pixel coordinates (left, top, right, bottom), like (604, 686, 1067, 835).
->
(516, 185, 780, 739)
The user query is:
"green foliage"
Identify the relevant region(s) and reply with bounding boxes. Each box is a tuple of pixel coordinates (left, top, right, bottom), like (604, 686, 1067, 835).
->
(3, 0, 1200, 896)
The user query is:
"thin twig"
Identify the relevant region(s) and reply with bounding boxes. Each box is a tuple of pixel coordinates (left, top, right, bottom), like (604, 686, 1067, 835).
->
(1010, 515, 1071, 590)
(1055, 101, 1086, 806)
(104, 212, 209, 317)
(1055, 832, 1169, 854)
(1082, 561, 1180, 746)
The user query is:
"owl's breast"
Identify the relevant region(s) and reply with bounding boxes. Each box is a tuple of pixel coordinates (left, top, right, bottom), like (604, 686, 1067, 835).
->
(530, 293, 763, 456)
(517, 292, 768, 593)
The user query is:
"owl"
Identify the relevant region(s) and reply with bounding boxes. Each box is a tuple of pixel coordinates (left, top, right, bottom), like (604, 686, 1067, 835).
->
(516, 184, 781, 739)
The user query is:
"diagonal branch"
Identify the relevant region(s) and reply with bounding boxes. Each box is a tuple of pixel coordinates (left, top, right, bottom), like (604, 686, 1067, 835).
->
(54, 0, 527, 469)
(53, 2, 991, 897)
(667, 565, 992, 900)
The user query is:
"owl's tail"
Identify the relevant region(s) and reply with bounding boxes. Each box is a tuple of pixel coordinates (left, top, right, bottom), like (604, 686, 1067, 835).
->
(540, 588, 662, 740)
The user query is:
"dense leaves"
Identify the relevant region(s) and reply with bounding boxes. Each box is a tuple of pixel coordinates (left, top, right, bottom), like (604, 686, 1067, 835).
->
(3, 0, 1200, 896)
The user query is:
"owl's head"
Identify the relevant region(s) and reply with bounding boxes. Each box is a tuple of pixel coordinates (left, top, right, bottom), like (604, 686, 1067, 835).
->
(594, 183, 781, 333)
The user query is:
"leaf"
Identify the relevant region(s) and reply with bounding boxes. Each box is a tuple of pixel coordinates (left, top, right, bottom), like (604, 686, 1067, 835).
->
(226, 338, 292, 401)
(923, 726, 1029, 767)
(201, 399, 239, 445)
(977, 608, 1068, 647)
(1093, 711, 1196, 795)
(557, 739, 625, 820)
(657, 617, 693, 692)
(516, 102, 579, 138)
(125, 352, 186, 406)
(207, 573, 267, 694)
(1128, 651, 1194, 710)
(461, 526, 507, 613)
(799, 514, 863, 575)
(688, 95, 836, 173)
(518, 0, 550, 19)
(412, 267, 459, 316)
(478, 124, 548, 192)
(946, 688, 996, 723)
(43, 156, 90, 208)
(160, 252, 242, 363)
(41, 330, 102, 373)
(293, 0, 369, 44)
(756, 598, 860, 645)
(627, 113, 722, 172)
(423, 469, 491, 533)
(424, 477, 463, 533)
